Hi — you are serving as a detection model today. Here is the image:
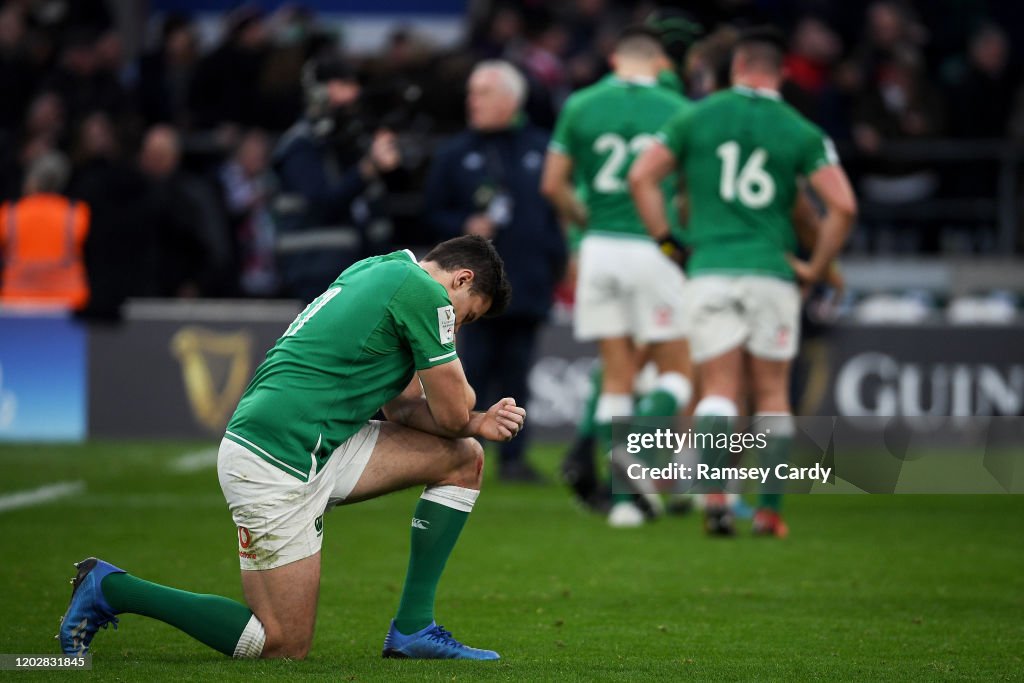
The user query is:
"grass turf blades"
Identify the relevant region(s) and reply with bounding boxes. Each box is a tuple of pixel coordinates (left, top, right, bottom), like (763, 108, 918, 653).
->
(0, 441, 1022, 681)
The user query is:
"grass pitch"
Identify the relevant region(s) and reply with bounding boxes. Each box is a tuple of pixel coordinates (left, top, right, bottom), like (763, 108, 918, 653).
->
(1, 441, 1022, 682)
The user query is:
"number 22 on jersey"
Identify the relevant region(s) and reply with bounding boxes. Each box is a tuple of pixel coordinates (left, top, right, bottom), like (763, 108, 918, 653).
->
(592, 133, 657, 193)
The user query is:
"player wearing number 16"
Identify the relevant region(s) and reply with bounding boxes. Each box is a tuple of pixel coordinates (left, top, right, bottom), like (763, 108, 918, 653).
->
(541, 25, 696, 528)
(629, 26, 857, 537)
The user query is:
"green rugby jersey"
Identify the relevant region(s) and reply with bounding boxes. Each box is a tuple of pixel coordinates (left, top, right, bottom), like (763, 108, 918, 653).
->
(658, 86, 838, 279)
(657, 68, 685, 95)
(550, 75, 691, 240)
(225, 250, 457, 481)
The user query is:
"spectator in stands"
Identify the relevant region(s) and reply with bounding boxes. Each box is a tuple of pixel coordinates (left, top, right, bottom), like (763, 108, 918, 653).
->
(68, 112, 159, 315)
(853, 47, 946, 250)
(470, 3, 525, 61)
(947, 24, 1016, 138)
(1, 91, 65, 201)
(851, 1, 925, 82)
(218, 128, 277, 297)
(0, 4, 36, 132)
(0, 151, 90, 310)
(270, 56, 401, 302)
(515, 8, 571, 129)
(138, 14, 199, 128)
(784, 16, 848, 138)
(138, 125, 231, 298)
(43, 29, 131, 132)
(188, 6, 271, 130)
(253, 6, 310, 131)
(423, 60, 565, 482)
(853, 46, 945, 167)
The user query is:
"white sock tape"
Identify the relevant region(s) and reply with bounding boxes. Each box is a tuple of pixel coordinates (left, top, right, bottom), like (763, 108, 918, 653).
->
(695, 395, 739, 418)
(655, 372, 693, 409)
(420, 485, 479, 513)
(595, 394, 633, 423)
(232, 614, 266, 659)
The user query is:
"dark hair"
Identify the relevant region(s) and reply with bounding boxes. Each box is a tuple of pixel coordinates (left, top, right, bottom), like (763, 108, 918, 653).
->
(735, 25, 786, 71)
(690, 26, 740, 91)
(645, 8, 704, 65)
(424, 235, 512, 317)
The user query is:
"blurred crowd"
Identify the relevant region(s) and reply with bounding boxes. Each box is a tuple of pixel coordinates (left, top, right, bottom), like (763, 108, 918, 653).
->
(1, 0, 1023, 312)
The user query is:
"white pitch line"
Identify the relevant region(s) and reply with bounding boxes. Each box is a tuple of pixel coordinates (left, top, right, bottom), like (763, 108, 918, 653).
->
(169, 448, 219, 473)
(0, 481, 85, 513)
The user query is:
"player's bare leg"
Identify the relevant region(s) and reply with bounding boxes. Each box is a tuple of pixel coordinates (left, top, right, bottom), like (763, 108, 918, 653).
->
(241, 554, 321, 658)
(340, 422, 497, 659)
(344, 422, 483, 502)
(749, 355, 794, 538)
(599, 336, 638, 395)
(648, 338, 691, 379)
(694, 347, 743, 536)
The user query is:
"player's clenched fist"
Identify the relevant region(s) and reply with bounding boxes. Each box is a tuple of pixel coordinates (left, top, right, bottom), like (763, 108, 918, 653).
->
(473, 397, 526, 442)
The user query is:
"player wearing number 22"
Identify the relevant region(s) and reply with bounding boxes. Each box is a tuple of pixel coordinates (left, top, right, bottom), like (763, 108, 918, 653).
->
(59, 236, 525, 661)
(542, 25, 696, 529)
(630, 27, 857, 538)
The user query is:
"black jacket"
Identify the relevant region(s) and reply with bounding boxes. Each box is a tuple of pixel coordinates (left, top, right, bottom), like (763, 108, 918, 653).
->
(424, 123, 565, 318)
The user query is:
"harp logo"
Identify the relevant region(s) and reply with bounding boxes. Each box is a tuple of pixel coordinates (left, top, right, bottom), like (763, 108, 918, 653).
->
(170, 327, 253, 432)
(437, 305, 455, 344)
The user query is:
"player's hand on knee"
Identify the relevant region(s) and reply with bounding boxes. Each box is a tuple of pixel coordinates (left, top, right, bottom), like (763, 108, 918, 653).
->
(472, 398, 526, 442)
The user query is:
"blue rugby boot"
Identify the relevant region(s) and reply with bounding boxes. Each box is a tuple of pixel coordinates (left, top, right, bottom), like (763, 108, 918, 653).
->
(382, 620, 500, 660)
(57, 558, 125, 656)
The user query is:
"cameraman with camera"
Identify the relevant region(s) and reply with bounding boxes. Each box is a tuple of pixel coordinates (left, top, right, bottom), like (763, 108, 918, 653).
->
(423, 60, 566, 482)
(271, 57, 400, 302)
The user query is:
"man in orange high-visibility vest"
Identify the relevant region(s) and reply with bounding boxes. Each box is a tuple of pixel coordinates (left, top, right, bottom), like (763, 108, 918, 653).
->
(0, 151, 90, 310)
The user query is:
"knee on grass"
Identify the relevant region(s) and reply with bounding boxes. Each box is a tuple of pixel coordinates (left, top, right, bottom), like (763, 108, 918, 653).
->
(261, 629, 313, 660)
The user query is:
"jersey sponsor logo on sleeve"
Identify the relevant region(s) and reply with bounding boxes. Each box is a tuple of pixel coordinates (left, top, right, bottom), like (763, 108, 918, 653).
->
(437, 305, 455, 344)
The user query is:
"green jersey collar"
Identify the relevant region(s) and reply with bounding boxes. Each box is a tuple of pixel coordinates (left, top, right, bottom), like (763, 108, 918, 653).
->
(609, 74, 657, 87)
(732, 85, 782, 100)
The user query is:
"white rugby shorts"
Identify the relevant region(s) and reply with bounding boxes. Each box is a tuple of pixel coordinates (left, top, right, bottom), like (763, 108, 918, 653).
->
(574, 234, 688, 343)
(218, 421, 380, 570)
(683, 275, 801, 363)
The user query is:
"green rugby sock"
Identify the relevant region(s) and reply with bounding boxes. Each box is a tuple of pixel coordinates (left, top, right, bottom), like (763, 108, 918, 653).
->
(577, 365, 603, 439)
(600, 420, 633, 504)
(694, 397, 738, 494)
(101, 573, 258, 656)
(635, 388, 678, 419)
(394, 486, 478, 635)
(596, 393, 633, 505)
(757, 414, 794, 513)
